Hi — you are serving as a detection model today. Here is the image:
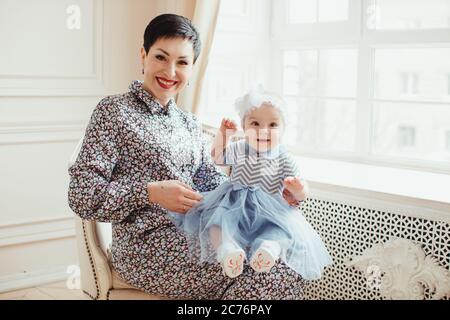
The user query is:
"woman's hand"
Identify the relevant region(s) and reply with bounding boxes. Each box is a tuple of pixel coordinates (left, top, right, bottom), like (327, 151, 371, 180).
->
(283, 176, 308, 204)
(219, 118, 238, 137)
(147, 180, 203, 214)
(282, 188, 299, 207)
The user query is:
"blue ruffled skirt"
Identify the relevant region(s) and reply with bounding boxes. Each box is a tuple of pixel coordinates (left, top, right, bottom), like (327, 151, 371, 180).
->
(169, 180, 332, 280)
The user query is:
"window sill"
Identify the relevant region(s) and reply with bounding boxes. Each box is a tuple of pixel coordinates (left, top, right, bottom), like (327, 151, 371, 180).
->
(293, 154, 450, 206)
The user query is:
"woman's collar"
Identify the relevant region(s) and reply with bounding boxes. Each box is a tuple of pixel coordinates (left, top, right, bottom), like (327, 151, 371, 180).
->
(129, 80, 175, 115)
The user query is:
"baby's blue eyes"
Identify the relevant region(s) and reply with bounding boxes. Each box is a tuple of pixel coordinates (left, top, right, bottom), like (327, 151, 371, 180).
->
(250, 122, 279, 127)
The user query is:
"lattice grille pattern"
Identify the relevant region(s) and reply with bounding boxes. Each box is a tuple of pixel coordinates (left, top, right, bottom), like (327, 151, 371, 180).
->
(301, 198, 450, 300)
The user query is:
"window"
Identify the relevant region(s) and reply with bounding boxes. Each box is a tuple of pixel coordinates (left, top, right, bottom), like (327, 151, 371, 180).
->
(272, 0, 450, 172)
(200, 0, 450, 173)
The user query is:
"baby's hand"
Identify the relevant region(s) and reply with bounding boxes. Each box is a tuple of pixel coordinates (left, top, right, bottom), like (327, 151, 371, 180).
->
(282, 188, 299, 207)
(219, 118, 238, 136)
(283, 176, 307, 202)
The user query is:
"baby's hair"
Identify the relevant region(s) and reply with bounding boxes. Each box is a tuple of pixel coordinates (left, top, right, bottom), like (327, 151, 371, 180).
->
(234, 84, 288, 127)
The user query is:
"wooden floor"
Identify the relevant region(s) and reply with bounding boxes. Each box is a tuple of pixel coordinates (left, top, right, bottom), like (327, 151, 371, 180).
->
(0, 281, 90, 300)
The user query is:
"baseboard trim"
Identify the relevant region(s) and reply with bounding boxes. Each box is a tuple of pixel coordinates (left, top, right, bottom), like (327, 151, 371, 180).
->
(0, 265, 77, 294)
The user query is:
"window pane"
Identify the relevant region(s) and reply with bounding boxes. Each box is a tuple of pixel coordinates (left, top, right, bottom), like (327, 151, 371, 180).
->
(283, 97, 356, 152)
(197, 67, 244, 127)
(320, 49, 357, 97)
(448, 74, 450, 95)
(219, 0, 247, 16)
(283, 50, 300, 95)
(368, 0, 450, 30)
(372, 102, 450, 161)
(288, 0, 317, 24)
(318, 0, 349, 22)
(284, 97, 317, 149)
(374, 48, 450, 102)
(283, 49, 357, 98)
(319, 99, 356, 152)
(283, 50, 318, 96)
(446, 131, 450, 152)
(397, 126, 416, 147)
(287, 0, 350, 24)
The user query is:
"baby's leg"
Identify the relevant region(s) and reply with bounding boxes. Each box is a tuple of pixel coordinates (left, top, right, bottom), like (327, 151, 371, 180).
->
(250, 223, 286, 273)
(208, 225, 246, 278)
(209, 225, 222, 250)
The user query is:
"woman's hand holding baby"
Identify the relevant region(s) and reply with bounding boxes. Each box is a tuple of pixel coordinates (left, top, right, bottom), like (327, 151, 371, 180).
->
(283, 177, 309, 203)
(147, 180, 203, 213)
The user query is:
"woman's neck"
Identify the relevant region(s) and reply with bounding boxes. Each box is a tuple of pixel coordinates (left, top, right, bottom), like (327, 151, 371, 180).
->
(142, 82, 170, 108)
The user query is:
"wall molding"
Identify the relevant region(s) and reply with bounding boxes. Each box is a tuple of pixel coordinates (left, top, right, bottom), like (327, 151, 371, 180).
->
(0, 0, 105, 96)
(0, 122, 85, 145)
(0, 265, 76, 294)
(0, 216, 76, 248)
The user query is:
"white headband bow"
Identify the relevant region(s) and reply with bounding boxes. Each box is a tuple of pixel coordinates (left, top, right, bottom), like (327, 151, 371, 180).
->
(234, 84, 287, 124)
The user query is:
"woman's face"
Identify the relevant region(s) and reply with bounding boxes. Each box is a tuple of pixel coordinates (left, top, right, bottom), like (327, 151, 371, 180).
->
(243, 103, 284, 153)
(141, 37, 195, 106)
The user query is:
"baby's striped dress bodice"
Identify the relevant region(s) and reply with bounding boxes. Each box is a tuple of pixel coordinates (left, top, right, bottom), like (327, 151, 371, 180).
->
(224, 141, 301, 196)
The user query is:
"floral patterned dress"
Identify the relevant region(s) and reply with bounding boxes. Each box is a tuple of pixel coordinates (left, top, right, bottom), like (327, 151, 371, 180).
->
(68, 80, 307, 299)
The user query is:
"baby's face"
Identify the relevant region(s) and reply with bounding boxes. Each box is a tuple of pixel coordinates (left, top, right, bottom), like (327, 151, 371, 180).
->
(243, 103, 284, 153)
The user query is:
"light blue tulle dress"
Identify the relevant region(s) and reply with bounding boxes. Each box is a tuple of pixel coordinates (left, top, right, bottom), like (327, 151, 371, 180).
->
(169, 140, 332, 280)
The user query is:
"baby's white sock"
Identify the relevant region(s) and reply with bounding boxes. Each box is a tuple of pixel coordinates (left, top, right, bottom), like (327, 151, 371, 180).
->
(217, 242, 246, 278)
(250, 240, 281, 273)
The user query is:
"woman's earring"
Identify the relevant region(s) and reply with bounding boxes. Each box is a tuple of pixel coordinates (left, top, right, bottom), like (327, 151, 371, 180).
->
(142, 69, 144, 75)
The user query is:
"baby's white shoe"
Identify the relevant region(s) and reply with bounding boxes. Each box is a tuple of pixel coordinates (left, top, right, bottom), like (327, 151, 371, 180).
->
(250, 241, 281, 273)
(217, 244, 246, 278)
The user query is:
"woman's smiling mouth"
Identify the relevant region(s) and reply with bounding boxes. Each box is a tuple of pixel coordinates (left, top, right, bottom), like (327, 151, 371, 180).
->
(156, 76, 178, 89)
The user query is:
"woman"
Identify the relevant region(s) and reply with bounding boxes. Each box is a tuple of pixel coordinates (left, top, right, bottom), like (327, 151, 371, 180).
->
(68, 13, 307, 299)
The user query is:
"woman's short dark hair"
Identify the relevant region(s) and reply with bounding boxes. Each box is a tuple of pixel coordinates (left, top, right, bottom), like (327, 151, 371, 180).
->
(143, 14, 201, 63)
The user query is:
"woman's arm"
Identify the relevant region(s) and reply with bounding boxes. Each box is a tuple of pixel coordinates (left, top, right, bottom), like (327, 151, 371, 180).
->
(147, 180, 203, 213)
(68, 98, 149, 223)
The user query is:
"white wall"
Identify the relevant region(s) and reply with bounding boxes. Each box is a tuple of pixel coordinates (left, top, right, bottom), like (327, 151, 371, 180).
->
(0, 0, 184, 292)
